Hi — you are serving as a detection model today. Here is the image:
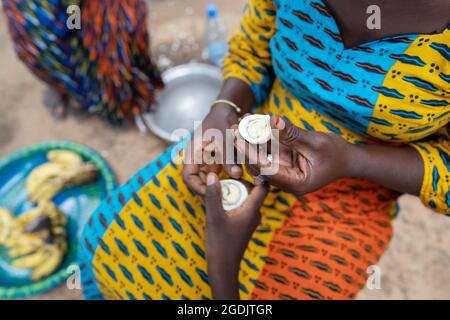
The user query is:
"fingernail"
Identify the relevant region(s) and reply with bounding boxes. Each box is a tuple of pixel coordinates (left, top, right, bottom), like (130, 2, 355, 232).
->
(207, 173, 216, 185)
(231, 165, 241, 174)
(275, 117, 285, 129)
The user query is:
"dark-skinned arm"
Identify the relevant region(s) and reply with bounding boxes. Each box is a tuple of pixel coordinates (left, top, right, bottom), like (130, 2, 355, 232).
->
(210, 77, 256, 125)
(351, 144, 423, 196)
(204, 174, 268, 300)
(207, 260, 241, 300)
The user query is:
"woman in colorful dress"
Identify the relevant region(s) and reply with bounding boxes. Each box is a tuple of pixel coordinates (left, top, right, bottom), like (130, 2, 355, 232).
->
(2, 0, 162, 125)
(79, 0, 450, 299)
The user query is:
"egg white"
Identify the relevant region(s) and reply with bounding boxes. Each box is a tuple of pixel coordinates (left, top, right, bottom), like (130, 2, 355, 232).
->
(238, 114, 272, 145)
(220, 179, 248, 211)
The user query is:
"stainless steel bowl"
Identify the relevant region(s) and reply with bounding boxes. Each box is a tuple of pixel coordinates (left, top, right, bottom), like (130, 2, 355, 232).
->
(144, 63, 222, 142)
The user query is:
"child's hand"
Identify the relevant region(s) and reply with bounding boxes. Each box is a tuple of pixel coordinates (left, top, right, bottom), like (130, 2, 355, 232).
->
(203, 173, 268, 299)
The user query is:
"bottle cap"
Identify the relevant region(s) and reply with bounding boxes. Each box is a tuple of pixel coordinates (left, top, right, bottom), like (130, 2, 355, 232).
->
(206, 4, 217, 18)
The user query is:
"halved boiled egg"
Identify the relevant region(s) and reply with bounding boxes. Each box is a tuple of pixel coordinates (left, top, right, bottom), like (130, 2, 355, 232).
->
(220, 179, 248, 211)
(238, 115, 272, 145)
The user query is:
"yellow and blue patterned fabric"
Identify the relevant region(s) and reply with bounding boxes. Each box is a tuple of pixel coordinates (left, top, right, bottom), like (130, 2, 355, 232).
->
(224, 0, 450, 213)
(79, 0, 449, 300)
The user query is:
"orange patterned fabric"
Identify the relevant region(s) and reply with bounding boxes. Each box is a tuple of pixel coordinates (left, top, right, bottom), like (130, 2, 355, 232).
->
(251, 178, 398, 300)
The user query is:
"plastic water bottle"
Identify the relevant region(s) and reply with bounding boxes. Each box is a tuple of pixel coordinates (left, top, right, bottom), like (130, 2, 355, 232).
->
(205, 4, 228, 67)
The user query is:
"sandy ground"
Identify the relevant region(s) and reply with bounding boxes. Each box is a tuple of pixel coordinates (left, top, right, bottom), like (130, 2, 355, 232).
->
(1, 0, 450, 300)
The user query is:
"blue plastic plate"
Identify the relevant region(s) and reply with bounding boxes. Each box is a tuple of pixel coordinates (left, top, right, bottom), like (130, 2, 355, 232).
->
(0, 141, 116, 299)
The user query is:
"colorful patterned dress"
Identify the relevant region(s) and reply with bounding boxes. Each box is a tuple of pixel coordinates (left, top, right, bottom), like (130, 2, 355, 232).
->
(2, 0, 163, 125)
(79, 0, 450, 300)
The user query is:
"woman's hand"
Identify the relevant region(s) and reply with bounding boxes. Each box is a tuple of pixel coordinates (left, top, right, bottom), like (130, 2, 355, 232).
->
(182, 104, 242, 195)
(182, 78, 257, 196)
(233, 113, 423, 198)
(233, 115, 356, 196)
(204, 172, 269, 300)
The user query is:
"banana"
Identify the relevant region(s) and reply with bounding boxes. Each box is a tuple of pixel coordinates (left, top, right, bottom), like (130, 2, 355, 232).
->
(47, 150, 83, 168)
(63, 163, 98, 185)
(12, 247, 50, 269)
(42, 202, 67, 226)
(31, 243, 67, 280)
(4, 227, 22, 247)
(5, 231, 44, 248)
(17, 201, 66, 228)
(5, 200, 68, 280)
(26, 163, 65, 202)
(16, 206, 44, 228)
(0, 208, 14, 245)
(10, 148, 95, 280)
(27, 151, 98, 204)
(8, 240, 42, 258)
(29, 178, 65, 203)
(50, 226, 67, 237)
(26, 162, 64, 191)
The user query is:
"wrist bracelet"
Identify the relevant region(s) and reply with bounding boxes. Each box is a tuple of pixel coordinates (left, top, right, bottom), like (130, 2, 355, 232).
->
(211, 99, 242, 114)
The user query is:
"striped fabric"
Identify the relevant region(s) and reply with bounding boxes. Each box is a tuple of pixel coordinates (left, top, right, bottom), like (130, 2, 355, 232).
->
(2, 0, 163, 125)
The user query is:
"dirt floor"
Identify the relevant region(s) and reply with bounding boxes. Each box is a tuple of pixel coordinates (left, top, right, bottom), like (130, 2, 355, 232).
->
(1, 0, 450, 300)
